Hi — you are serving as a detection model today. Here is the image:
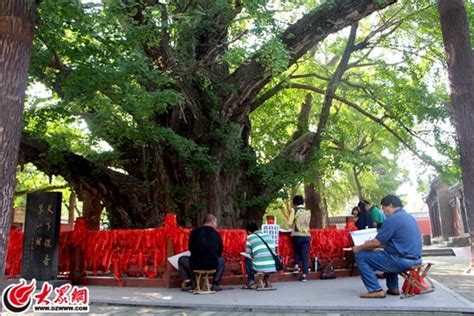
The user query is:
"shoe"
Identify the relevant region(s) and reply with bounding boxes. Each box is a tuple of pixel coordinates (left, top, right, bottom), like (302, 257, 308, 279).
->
(359, 290, 386, 298)
(386, 288, 400, 295)
(181, 280, 192, 292)
(211, 284, 223, 291)
(241, 282, 257, 290)
(299, 274, 307, 282)
(292, 265, 300, 274)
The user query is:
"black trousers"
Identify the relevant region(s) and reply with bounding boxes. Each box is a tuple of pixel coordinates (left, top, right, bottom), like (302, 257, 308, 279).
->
(178, 256, 225, 285)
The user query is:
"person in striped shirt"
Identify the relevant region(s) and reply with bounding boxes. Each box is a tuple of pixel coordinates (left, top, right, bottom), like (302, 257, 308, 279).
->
(242, 223, 276, 290)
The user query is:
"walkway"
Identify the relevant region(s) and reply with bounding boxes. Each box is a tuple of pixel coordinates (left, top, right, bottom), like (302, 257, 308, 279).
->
(4, 250, 474, 315)
(84, 272, 473, 314)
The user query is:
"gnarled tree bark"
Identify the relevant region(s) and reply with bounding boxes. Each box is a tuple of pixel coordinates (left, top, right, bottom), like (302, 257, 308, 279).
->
(0, 0, 37, 283)
(437, 0, 474, 272)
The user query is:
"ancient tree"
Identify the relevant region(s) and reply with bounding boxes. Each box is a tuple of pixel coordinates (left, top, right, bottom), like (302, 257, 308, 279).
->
(437, 0, 474, 271)
(20, 0, 397, 228)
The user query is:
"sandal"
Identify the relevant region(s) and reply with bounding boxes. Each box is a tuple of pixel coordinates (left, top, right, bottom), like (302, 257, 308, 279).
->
(241, 282, 257, 289)
(257, 285, 276, 291)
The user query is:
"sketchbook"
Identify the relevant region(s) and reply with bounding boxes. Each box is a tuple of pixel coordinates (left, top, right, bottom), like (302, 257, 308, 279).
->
(240, 252, 253, 260)
(350, 228, 378, 246)
(167, 251, 191, 270)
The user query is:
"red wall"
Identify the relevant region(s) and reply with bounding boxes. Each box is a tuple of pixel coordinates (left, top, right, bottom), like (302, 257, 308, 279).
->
(416, 219, 432, 236)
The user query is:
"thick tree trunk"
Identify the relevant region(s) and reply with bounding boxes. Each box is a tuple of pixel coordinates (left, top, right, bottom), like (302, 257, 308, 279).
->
(305, 176, 328, 229)
(0, 1, 36, 284)
(81, 191, 102, 230)
(437, 0, 474, 271)
(68, 192, 76, 227)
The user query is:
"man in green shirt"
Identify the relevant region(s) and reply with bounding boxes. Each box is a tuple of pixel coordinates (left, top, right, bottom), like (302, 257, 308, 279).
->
(359, 200, 386, 229)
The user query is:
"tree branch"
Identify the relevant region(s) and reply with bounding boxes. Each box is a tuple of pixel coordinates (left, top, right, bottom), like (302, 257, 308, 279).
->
(222, 0, 397, 123)
(19, 135, 151, 227)
(35, 33, 72, 99)
(338, 80, 437, 148)
(291, 94, 313, 142)
(275, 83, 442, 170)
(316, 22, 358, 139)
(15, 185, 68, 197)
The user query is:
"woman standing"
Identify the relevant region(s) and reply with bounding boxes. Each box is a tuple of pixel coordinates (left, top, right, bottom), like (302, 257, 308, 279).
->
(287, 195, 311, 282)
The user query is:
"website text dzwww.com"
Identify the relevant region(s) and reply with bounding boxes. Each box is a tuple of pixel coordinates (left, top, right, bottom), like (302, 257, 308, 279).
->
(33, 305, 89, 312)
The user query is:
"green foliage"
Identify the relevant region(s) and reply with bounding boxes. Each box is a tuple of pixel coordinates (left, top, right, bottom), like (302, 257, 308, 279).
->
(256, 38, 290, 75)
(14, 163, 72, 219)
(26, 0, 221, 176)
(20, 0, 471, 226)
(250, 2, 461, 215)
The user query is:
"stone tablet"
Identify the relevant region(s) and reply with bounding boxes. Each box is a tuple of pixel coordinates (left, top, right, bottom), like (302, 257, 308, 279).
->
(21, 192, 62, 281)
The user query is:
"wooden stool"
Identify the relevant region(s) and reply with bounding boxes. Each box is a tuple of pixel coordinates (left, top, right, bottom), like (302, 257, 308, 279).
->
(255, 272, 275, 291)
(192, 270, 216, 294)
(399, 263, 435, 299)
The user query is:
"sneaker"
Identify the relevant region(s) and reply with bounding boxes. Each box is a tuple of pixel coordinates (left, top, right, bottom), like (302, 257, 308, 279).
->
(211, 284, 223, 291)
(300, 274, 307, 282)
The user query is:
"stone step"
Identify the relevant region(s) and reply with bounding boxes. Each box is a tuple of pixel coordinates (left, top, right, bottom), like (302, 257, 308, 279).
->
(447, 236, 470, 247)
(422, 248, 455, 257)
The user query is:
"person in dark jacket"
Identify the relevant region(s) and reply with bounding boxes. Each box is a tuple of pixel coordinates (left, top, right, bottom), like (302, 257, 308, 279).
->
(355, 202, 375, 230)
(178, 214, 225, 291)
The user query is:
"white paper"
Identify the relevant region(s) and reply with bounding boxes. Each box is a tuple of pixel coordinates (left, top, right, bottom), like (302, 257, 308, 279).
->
(240, 252, 253, 260)
(350, 228, 377, 246)
(167, 250, 191, 270)
(261, 224, 280, 246)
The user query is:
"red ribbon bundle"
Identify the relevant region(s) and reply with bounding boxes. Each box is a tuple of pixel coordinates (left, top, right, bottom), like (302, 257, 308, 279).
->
(6, 219, 354, 282)
(5, 228, 23, 279)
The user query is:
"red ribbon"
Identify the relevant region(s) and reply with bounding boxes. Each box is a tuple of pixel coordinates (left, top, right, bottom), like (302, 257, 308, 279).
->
(6, 217, 354, 283)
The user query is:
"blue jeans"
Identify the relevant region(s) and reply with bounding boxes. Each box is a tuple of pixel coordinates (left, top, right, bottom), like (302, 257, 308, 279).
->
(355, 250, 422, 292)
(245, 257, 254, 282)
(292, 236, 311, 274)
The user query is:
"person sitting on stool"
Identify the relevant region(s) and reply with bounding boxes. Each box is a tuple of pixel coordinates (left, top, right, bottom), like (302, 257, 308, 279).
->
(178, 214, 225, 292)
(353, 194, 422, 298)
(242, 223, 277, 289)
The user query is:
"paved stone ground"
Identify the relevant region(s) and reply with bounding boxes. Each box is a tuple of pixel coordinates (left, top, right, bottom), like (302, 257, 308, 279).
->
(72, 307, 469, 316)
(3, 255, 473, 316)
(428, 255, 474, 303)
